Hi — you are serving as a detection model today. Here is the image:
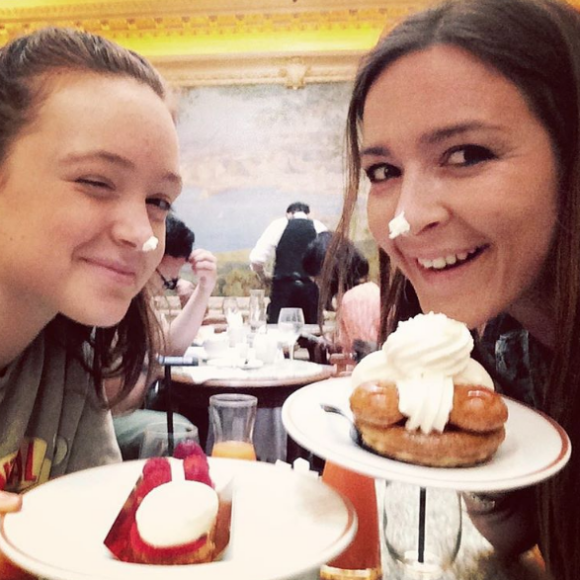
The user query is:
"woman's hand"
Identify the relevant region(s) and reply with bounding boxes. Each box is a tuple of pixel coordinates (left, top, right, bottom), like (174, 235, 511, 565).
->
(188, 249, 217, 295)
(0, 491, 35, 579)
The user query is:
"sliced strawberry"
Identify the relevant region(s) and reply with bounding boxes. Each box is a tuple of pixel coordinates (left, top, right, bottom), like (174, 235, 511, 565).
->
(173, 441, 208, 462)
(183, 455, 213, 487)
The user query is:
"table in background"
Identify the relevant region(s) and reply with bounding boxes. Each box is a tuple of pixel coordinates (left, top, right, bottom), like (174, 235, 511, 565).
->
(167, 359, 333, 463)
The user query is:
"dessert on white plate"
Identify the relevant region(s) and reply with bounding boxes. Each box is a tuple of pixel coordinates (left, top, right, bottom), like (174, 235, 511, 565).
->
(104, 442, 232, 565)
(350, 312, 508, 467)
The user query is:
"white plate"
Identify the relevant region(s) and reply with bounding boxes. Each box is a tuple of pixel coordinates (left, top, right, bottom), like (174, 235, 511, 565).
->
(282, 378, 571, 492)
(0, 459, 356, 580)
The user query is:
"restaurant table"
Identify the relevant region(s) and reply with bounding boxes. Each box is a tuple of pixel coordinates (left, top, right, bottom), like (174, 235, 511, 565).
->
(165, 359, 333, 463)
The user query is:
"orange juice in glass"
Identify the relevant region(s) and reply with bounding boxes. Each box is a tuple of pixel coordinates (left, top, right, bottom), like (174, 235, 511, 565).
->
(211, 440, 257, 461)
(209, 394, 257, 461)
(320, 462, 382, 579)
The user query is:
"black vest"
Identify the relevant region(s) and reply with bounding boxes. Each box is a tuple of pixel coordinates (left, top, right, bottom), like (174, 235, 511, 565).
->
(273, 218, 316, 280)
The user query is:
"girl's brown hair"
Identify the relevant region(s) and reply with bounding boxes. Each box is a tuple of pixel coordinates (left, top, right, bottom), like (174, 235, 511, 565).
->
(0, 27, 169, 405)
(331, 1, 580, 578)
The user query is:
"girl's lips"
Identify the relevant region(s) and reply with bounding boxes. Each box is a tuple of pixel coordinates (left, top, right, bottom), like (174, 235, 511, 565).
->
(83, 257, 138, 284)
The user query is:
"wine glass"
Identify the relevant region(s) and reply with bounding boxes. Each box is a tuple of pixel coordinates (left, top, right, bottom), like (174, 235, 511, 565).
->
(382, 481, 462, 579)
(139, 421, 199, 458)
(277, 307, 305, 361)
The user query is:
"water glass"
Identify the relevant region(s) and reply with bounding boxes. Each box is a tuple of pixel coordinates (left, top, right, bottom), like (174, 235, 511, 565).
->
(248, 289, 267, 332)
(382, 482, 462, 580)
(222, 296, 240, 320)
(139, 421, 199, 458)
(209, 393, 257, 461)
(277, 307, 305, 361)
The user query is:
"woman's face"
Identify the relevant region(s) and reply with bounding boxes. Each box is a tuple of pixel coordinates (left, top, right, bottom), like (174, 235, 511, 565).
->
(0, 73, 181, 327)
(362, 45, 559, 329)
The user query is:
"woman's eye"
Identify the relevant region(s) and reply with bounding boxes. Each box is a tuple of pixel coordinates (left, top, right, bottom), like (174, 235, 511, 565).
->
(364, 163, 401, 183)
(445, 145, 496, 167)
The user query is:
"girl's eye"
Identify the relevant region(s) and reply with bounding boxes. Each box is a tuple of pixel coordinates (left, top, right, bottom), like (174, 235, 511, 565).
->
(364, 163, 401, 183)
(147, 197, 172, 213)
(76, 177, 110, 188)
(445, 145, 496, 167)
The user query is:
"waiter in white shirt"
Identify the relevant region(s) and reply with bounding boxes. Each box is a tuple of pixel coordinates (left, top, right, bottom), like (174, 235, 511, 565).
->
(249, 202, 327, 323)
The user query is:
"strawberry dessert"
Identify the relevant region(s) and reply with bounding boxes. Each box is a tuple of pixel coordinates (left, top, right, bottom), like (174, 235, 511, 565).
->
(104, 441, 232, 565)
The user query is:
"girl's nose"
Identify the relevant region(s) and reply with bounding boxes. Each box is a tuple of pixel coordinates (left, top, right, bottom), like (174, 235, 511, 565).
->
(112, 203, 155, 251)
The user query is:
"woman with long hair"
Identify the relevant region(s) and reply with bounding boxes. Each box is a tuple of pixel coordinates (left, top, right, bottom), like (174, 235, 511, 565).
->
(330, 0, 580, 578)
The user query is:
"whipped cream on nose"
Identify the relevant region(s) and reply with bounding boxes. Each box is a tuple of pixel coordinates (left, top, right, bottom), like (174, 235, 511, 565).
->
(388, 211, 411, 239)
(142, 235, 159, 252)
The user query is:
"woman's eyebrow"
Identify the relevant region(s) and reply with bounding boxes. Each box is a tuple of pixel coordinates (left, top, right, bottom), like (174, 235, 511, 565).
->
(361, 122, 503, 158)
(421, 121, 503, 145)
(361, 145, 391, 158)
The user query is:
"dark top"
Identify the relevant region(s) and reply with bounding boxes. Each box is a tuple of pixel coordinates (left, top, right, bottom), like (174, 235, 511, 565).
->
(273, 218, 317, 281)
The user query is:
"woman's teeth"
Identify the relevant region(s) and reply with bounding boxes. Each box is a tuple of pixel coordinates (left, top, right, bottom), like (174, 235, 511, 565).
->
(418, 248, 479, 270)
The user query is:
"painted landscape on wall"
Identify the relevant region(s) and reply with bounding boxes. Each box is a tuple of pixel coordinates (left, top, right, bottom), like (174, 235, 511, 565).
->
(172, 82, 374, 296)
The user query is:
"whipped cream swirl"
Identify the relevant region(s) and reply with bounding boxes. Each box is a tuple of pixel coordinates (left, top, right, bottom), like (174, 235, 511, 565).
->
(385, 312, 474, 378)
(351, 312, 494, 434)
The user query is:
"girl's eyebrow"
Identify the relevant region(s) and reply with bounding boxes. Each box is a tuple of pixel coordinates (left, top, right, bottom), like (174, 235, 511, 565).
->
(361, 121, 504, 158)
(59, 150, 182, 187)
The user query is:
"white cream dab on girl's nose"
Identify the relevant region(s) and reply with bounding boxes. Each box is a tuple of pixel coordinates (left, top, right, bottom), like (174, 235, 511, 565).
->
(141, 236, 159, 252)
(388, 211, 411, 239)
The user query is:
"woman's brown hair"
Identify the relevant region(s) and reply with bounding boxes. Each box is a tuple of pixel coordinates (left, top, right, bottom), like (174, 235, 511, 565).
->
(0, 27, 169, 405)
(331, 1, 580, 578)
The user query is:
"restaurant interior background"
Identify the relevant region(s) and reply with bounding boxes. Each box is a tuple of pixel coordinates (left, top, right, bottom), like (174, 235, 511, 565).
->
(4, 0, 579, 296)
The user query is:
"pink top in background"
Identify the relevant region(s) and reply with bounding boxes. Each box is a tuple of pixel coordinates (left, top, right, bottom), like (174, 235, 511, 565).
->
(338, 282, 381, 354)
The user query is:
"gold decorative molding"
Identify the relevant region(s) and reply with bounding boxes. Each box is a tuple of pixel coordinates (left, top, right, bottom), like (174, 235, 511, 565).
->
(2, 0, 580, 87)
(0, 0, 434, 86)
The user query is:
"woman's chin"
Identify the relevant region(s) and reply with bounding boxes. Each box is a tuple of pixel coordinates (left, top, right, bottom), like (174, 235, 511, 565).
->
(417, 299, 491, 331)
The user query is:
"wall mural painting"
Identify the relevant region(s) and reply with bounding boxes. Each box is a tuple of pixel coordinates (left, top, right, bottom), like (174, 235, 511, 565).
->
(173, 82, 373, 296)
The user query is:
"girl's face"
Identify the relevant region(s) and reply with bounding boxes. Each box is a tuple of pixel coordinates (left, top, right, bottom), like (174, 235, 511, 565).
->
(362, 45, 559, 329)
(0, 73, 181, 327)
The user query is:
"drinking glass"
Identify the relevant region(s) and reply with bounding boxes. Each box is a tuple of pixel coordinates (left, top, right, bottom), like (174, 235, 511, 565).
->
(139, 421, 199, 458)
(248, 289, 267, 332)
(209, 393, 257, 461)
(382, 482, 462, 580)
(277, 307, 305, 361)
(222, 296, 239, 320)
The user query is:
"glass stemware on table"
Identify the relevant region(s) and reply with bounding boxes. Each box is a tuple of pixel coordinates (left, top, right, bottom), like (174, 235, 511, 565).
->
(277, 307, 305, 361)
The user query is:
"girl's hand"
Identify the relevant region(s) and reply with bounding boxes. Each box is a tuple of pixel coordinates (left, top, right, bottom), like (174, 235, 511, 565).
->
(0, 491, 35, 579)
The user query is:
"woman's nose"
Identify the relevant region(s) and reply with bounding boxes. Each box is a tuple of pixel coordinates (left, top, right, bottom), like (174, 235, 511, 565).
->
(393, 171, 449, 236)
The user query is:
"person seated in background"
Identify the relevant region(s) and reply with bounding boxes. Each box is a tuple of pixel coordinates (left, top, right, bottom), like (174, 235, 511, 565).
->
(249, 201, 327, 323)
(107, 214, 218, 459)
(302, 231, 380, 362)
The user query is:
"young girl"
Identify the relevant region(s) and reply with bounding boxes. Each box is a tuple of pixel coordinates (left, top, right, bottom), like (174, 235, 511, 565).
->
(0, 26, 181, 575)
(331, 0, 580, 578)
